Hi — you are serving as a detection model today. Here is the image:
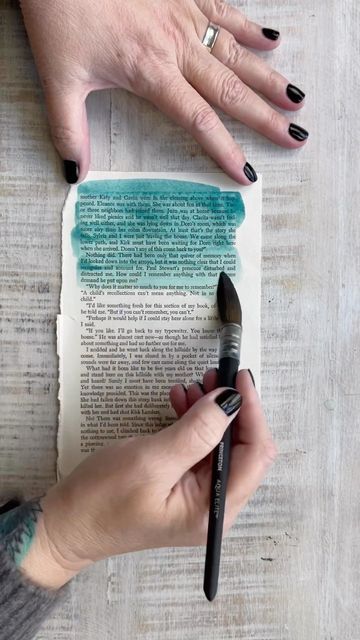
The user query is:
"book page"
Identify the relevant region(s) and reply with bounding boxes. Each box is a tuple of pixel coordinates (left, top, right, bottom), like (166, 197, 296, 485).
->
(57, 172, 261, 478)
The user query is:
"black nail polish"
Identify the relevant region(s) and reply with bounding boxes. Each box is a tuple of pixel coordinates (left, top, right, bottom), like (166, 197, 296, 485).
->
(215, 389, 242, 416)
(286, 84, 305, 104)
(197, 382, 205, 393)
(63, 160, 79, 184)
(288, 123, 309, 141)
(243, 162, 258, 183)
(262, 28, 280, 41)
(248, 369, 256, 388)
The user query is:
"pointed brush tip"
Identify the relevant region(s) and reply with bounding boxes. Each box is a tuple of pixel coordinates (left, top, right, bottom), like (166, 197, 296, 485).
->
(204, 586, 217, 602)
(217, 271, 231, 293)
(216, 271, 242, 325)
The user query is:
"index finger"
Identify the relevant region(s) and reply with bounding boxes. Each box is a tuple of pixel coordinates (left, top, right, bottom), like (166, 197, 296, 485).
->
(223, 370, 276, 524)
(232, 369, 273, 445)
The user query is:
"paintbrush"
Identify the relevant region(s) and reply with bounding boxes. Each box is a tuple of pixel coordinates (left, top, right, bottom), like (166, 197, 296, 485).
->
(204, 271, 242, 601)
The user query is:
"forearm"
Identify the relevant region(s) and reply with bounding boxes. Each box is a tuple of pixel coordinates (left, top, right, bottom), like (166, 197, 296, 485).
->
(0, 499, 71, 640)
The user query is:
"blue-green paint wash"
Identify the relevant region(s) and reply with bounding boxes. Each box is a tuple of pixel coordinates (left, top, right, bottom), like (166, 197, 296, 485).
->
(72, 179, 245, 293)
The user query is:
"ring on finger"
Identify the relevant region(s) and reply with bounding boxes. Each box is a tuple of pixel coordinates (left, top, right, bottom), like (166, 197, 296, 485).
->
(201, 22, 220, 53)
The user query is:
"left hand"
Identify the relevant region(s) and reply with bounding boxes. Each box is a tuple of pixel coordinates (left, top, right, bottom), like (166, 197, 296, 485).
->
(20, 0, 307, 185)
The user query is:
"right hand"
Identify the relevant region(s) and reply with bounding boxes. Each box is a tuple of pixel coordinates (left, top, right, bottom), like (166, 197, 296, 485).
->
(21, 369, 276, 589)
(20, 0, 308, 184)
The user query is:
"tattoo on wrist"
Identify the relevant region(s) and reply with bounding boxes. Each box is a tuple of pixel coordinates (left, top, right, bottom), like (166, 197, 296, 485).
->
(0, 499, 43, 566)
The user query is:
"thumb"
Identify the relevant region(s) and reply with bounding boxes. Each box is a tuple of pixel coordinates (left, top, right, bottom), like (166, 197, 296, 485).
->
(156, 388, 242, 484)
(45, 86, 90, 184)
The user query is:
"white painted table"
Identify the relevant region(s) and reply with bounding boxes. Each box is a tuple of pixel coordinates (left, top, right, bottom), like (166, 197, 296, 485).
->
(1, 1, 359, 638)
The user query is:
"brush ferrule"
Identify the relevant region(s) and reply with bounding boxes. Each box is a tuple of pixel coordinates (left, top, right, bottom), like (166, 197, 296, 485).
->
(219, 323, 242, 360)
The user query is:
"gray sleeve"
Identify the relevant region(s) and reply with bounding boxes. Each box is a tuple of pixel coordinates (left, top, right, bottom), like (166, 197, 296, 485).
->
(0, 544, 65, 640)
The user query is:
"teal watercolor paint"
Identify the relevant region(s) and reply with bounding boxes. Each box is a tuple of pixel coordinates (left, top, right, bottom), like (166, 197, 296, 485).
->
(71, 179, 245, 293)
(0, 502, 40, 566)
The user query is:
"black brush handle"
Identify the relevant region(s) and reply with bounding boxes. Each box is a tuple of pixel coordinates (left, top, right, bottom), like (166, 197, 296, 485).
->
(203, 356, 239, 601)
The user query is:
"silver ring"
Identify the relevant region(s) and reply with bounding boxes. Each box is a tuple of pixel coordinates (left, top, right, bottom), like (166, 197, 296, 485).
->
(201, 22, 220, 53)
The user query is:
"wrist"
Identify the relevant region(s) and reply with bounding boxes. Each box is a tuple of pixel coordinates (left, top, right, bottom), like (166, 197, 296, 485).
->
(0, 497, 79, 590)
(20, 507, 79, 590)
(21, 488, 96, 589)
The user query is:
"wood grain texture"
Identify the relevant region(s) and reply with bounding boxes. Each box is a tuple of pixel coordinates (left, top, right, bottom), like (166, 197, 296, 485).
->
(1, 0, 359, 638)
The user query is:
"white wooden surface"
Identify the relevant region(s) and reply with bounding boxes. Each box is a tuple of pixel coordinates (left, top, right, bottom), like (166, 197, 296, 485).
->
(1, 1, 359, 638)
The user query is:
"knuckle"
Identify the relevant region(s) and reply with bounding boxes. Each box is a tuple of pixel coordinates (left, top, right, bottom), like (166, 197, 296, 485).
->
(214, 0, 229, 18)
(239, 15, 250, 32)
(51, 124, 77, 149)
(131, 61, 165, 97)
(266, 109, 283, 133)
(192, 105, 219, 134)
(267, 69, 281, 92)
(188, 408, 221, 451)
(227, 38, 247, 67)
(219, 73, 248, 107)
(126, 44, 177, 97)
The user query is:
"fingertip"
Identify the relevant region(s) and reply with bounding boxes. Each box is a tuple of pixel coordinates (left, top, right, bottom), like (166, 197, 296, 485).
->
(243, 162, 258, 184)
(190, 386, 242, 420)
(284, 84, 306, 111)
(187, 382, 204, 406)
(287, 123, 309, 146)
(270, 121, 309, 150)
(63, 160, 79, 185)
(232, 372, 272, 445)
(225, 160, 258, 186)
(169, 383, 188, 417)
(287, 97, 306, 111)
(161, 386, 243, 481)
(252, 34, 281, 52)
(75, 152, 90, 184)
(169, 382, 186, 400)
(62, 160, 90, 185)
(261, 28, 281, 45)
(203, 368, 218, 392)
(236, 369, 258, 398)
(245, 369, 255, 389)
(229, 15, 281, 51)
(276, 93, 306, 113)
(214, 388, 242, 417)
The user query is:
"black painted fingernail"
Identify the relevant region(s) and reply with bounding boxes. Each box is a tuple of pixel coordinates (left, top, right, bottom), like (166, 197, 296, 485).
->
(243, 162, 258, 183)
(215, 389, 242, 416)
(197, 382, 205, 393)
(248, 369, 256, 388)
(288, 123, 309, 141)
(286, 84, 305, 104)
(262, 28, 280, 41)
(63, 160, 79, 184)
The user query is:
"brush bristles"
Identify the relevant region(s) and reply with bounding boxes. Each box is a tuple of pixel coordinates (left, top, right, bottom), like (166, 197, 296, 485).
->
(217, 272, 242, 325)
